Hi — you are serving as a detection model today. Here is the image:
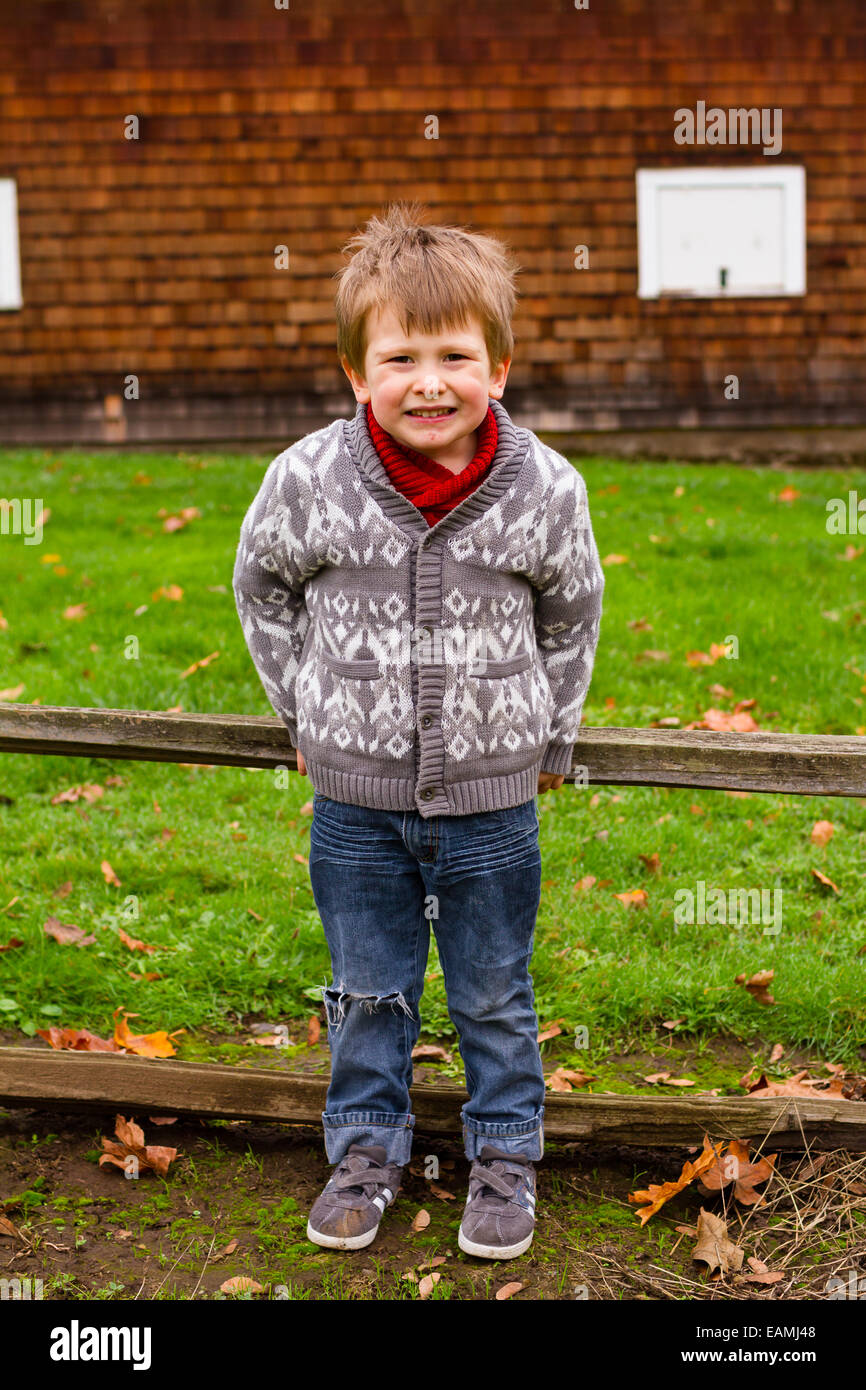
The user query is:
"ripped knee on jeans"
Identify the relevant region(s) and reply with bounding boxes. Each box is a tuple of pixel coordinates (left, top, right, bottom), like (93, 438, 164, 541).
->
(322, 984, 413, 1030)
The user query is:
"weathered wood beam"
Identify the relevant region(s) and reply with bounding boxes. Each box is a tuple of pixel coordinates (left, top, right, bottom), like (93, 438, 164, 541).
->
(0, 1049, 863, 1149)
(1, 704, 865, 795)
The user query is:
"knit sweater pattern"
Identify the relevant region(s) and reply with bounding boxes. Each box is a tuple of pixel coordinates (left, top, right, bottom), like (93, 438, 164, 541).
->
(232, 397, 605, 819)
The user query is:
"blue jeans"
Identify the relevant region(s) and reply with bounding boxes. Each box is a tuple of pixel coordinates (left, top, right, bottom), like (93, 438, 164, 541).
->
(308, 791, 546, 1167)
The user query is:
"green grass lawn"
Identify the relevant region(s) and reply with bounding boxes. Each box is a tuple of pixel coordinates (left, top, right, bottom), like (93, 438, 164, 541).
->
(1, 445, 865, 1074)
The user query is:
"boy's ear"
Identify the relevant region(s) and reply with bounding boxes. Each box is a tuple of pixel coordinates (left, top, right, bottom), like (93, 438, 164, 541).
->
(341, 355, 371, 402)
(488, 355, 511, 399)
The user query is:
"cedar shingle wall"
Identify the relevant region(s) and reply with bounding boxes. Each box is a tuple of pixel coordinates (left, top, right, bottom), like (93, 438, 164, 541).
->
(0, 0, 865, 441)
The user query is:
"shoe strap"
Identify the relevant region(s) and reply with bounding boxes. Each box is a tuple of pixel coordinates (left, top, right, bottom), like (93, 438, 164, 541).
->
(469, 1159, 528, 1200)
(333, 1159, 402, 1194)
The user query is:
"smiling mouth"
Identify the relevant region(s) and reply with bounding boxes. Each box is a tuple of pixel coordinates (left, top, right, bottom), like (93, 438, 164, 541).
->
(406, 407, 457, 418)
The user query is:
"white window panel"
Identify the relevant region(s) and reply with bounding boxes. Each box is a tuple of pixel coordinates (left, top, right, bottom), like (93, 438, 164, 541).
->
(0, 179, 23, 310)
(636, 166, 806, 298)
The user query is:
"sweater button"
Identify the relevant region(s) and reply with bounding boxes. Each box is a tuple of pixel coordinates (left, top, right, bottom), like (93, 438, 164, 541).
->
(421, 788, 434, 800)
(421, 715, 432, 728)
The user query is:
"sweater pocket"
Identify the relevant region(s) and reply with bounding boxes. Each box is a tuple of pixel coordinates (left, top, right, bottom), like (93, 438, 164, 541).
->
(319, 649, 382, 681)
(472, 651, 533, 679)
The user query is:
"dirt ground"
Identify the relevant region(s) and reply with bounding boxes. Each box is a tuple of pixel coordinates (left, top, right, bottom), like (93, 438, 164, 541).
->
(2, 1028, 865, 1301)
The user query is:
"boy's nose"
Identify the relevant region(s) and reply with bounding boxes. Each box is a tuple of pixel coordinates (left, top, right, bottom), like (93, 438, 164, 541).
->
(420, 374, 444, 400)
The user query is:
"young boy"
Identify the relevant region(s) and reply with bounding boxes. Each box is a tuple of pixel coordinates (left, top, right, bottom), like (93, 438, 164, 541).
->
(232, 203, 605, 1261)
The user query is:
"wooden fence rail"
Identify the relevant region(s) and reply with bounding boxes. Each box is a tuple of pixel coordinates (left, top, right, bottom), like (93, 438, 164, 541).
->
(2, 703, 866, 795)
(1, 703, 864, 1145)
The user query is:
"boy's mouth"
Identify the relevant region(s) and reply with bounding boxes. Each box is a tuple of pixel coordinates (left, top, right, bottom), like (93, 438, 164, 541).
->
(406, 407, 457, 419)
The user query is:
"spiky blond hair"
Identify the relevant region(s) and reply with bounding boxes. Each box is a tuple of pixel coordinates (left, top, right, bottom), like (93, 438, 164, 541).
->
(333, 201, 520, 377)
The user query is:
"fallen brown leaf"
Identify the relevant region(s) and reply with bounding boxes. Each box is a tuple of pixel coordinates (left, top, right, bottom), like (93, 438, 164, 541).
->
(613, 888, 648, 908)
(628, 1135, 724, 1225)
(43, 916, 96, 948)
(495, 1281, 524, 1300)
(219, 1276, 262, 1295)
(98, 1114, 178, 1179)
(696, 1138, 777, 1205)
(117, 929, 156, 954)
(811, 867, 841, 894)
(734, 969, 775, 1005)
(692, 1208, 744, 1276)
(412, 1044, 451, 1061)
(37, 1026, 121, 1052)
(810, 820, 835, 847)
(113, 1007, 183, 1058)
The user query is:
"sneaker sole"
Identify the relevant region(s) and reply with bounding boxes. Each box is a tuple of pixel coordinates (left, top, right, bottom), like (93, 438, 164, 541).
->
(306, 1218, 381, 1251)
(458, 1227, 534, 1260)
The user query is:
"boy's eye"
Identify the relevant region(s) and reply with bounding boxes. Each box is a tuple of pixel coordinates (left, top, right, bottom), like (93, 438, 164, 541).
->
(388, 354, 466, 362)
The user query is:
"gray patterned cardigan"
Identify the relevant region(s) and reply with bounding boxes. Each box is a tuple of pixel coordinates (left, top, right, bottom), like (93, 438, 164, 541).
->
(232, 398, 605, 819)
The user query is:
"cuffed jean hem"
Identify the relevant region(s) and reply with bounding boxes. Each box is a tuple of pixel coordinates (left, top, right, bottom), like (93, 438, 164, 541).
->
(462, 1109, 545, 1162)
(322, 1111, 415, 1167)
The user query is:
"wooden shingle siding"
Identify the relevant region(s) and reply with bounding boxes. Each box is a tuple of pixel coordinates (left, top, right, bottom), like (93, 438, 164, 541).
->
(0, 0, 864, 445)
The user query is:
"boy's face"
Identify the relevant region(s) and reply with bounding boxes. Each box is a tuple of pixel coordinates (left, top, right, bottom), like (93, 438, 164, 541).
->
(341, 303, 510, 467)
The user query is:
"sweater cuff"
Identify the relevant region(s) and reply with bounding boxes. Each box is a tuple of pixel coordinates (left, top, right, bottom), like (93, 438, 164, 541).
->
(540, 741, 575, 777)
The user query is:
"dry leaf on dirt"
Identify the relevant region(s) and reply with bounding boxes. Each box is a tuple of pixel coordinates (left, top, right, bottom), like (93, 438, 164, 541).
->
(412, 1209, 431, 1232)
(495, 1281, 524, 1300)
(418, 1272, 441, 1299)
(546, 1067, 594, 1092)
(307, 1016, 321, 1045)
(427, 1181, 456, 1201)
(692, 1208, 744, 1275)
(37, 1026, 121, 1052)
(219, 1276, 262, 1295)
(628, 1134, 724, 1225)
(743, 1069, 821, 1099)
(113, 1007, 184, 1058)
(101, 860, 121, 887)
(411, 1044, 451, 1062)
(696, 1138, 777, 1205)
(99, 1114, 178, 1178)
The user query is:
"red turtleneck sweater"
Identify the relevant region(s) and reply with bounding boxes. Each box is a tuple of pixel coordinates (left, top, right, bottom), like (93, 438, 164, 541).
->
(366, 402, 499, 526)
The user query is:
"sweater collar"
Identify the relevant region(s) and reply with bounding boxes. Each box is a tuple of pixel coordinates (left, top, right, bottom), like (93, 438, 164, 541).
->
(365, 401, 498, 481)
(345, 397, 528, 540)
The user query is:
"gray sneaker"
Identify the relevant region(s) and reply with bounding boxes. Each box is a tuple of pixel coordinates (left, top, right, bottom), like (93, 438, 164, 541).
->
(458, 1145, 537, 1260)
(306, 1144, 403, 1250)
